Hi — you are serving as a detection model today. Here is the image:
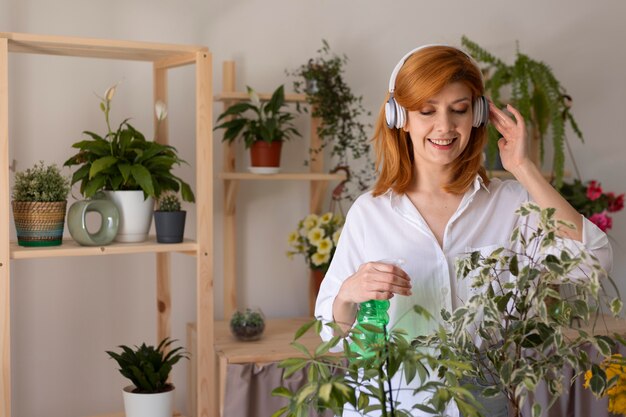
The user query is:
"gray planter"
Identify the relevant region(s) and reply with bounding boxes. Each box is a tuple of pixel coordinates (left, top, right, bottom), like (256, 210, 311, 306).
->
(154, 211, 186, 243)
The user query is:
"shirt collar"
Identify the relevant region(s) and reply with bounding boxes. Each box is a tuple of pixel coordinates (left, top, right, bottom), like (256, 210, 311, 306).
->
(387, 174, 489, 207)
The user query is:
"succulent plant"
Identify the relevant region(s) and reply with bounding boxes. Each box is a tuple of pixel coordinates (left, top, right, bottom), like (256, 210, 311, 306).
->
(106, 338, 189, 393)
(158, 193, 182, 212)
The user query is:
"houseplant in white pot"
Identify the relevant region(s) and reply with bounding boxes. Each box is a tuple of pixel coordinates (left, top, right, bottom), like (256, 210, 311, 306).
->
(154, 192, 188, 244)
(12, 161, 70, 246)
(106, 338, 189, 417)
(64, 84, 194, 242)
(214, 85, 301, 173)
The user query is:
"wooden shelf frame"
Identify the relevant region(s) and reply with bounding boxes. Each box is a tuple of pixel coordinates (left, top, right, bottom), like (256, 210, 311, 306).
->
(0, 32, 216, 417)
(217, 61, 343, 319)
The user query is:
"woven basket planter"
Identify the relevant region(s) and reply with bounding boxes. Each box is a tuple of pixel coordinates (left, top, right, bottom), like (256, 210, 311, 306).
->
(12, 201, 67, 247)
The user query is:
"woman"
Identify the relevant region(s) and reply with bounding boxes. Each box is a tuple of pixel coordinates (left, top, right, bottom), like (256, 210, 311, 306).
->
(314, 45, 612, 416)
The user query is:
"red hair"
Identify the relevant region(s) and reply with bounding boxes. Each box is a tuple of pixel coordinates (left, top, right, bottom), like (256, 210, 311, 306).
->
(372, 46, 489, 197)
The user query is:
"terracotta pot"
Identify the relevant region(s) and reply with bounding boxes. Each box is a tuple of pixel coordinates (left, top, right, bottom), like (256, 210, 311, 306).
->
(250, 140, 282, 168)
(311, 268, 325, 297)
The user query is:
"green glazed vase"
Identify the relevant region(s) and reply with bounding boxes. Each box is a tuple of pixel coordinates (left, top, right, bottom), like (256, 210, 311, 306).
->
(67, 198, 119, 246)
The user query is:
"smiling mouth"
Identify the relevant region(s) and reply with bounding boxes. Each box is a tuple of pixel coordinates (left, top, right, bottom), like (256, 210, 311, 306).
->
(428, 137, 457, 146)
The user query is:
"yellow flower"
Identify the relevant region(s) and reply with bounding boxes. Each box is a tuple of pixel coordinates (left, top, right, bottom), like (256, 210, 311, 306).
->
(583, 370, 592, 389)
(307, 227, 324, 245)
(332, 228, 342, 245)
(608, 392, 626, 414)
(311, 252, 330, 267)
(287, 231, 299, 247)
(303, 214, 319, 230)
(319, 212, 333, 224)
(316, 238, 333, 255)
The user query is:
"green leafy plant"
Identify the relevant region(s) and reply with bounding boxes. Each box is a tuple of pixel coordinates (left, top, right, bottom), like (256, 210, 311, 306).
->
(272, 312, 481, 417)
(230, 308, 266, 341)
(12, 161, 70, 202)
(214, 85, 301, 148)
(157, 193, 182, 212)
(287, 40, 375, 201)
(461, 36, 583, 187)
(106, 337, 189, 394)
(419, 203, 622, 417)
(64, 84, 195, 202)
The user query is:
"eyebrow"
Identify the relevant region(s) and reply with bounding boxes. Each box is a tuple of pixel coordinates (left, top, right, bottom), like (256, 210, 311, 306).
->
(425, 97, 471, 105)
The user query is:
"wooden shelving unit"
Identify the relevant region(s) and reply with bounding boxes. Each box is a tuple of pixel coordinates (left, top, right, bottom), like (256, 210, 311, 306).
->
(0, 32, 216, 417)
(215, 60, 346, 319)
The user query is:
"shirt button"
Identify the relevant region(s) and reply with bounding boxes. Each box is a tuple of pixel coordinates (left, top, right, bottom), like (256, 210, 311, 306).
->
(441, 287, 449, 295)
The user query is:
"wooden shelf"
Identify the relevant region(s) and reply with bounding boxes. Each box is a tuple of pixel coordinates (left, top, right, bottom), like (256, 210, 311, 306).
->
(10, 237, 198, 260)
(89, 412, 185, 417)
(219, 172, 346, 181)
(214, 91, 306, 103)
(1, 32, 207, 65)
(487, 169, 567, 180)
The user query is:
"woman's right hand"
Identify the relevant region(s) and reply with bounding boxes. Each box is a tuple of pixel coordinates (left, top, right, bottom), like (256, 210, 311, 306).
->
(336, 261, 412, 305)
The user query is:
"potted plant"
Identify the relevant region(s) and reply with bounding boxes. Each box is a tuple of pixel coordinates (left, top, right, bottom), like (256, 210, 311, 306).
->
(288, 40, 375, 200)
(559, 178, 624, 232)
(106, 337, 189, 417)
(274, 204, 622, 417)
(230, 308, 266, 341)
(286, 211, 344, 295)
(214, 85, 301, 174)
(64, 84, 195, 242)
(461, 36, 584, 187)
(11, 161, 70, 247)
(154, 192, 187, 243)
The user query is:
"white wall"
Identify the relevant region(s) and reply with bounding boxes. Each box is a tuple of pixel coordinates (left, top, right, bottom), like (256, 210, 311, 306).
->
(4, 1, 626, 416)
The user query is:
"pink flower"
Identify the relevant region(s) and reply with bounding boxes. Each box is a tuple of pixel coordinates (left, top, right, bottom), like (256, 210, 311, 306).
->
(589, 212, 613, 232)
(608, 193, 625, 213)
(586, 180, 603, 201)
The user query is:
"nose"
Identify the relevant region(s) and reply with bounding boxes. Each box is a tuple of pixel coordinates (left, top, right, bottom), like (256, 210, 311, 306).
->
(435, 111, 455, 132)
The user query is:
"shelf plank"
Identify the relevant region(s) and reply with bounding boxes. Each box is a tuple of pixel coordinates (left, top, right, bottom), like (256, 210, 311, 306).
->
(219, 172, 346, 181)
(211, 317, 323, 364)
(89, 412, 184, 417)
(215, 91, 306, 103)
(487, 169, 566, 180)
(10, 237, 198, 260)
(0, 32, 207, 62)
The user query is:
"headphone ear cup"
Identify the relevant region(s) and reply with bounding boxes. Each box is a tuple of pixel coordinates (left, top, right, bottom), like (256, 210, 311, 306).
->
(385, 97, 397, 129)
(396, 103, 406, 129)
(473, 96, 489, 127)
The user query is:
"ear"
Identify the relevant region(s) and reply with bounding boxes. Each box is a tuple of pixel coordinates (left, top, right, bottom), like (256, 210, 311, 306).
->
(402, 114, 410, 132)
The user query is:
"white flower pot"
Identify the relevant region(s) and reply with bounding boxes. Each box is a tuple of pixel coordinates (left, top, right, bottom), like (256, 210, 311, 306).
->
(122, 385, 174, 417)
(104, 190, 154, 243)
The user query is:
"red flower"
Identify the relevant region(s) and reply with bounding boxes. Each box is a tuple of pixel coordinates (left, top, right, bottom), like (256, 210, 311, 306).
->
(589, 212, 613, 232)
(586, 180, 603, 201)
(608, 193, 625, 213)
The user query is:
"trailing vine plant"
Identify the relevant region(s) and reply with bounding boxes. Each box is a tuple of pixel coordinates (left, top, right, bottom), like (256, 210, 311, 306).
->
(287, 40, 375, 201)
(462, 36, 584, 188)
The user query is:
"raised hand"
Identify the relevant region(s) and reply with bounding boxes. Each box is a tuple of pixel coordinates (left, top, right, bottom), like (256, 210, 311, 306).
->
(488, 102, 533, 175)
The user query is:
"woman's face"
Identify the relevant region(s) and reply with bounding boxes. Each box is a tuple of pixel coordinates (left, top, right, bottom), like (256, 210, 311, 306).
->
(403, 81, 474, 170)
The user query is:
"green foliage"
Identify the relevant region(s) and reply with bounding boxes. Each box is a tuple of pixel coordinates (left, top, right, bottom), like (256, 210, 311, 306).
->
(419, 203, 621, 416)
(12, 161, 70, 202)
(462, 36, 584, 188)
(64, 85, 194, 202)
(272, 314, 481, 417)
(214, 85, 301, 148)
(158, 193, 182, 212)
(230, 308, 266, 341)
(287, 40, 375, 201)
(106, 338, 189, 394)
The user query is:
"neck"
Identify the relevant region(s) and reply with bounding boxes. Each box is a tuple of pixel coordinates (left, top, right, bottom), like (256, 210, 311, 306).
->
(410, 163, 454, 195)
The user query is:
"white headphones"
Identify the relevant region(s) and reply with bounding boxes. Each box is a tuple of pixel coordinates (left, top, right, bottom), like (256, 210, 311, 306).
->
(384, 44, 489, 130)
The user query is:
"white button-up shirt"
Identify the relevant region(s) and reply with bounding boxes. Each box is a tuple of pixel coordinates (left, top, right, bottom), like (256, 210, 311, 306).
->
(314, 176, 612, 416)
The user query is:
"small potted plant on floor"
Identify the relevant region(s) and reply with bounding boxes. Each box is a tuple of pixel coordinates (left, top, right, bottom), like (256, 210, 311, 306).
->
(106, 338, 189, 417)
(64, 84, 194, 242)
(12, 161, 70, 247)
(154, 192, 187, 243)
(214, 85, 301, 174)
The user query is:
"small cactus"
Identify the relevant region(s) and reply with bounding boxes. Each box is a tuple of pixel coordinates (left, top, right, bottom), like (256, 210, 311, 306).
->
(158, 193, 181, 212)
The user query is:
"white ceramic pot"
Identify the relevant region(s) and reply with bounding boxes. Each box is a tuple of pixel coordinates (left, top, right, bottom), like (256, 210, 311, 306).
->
(122, 385, 174, 417)
(104, 190, 154, 243)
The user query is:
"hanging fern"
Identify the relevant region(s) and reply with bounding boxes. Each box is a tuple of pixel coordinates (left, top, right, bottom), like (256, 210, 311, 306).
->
(461, 36, 584, 188)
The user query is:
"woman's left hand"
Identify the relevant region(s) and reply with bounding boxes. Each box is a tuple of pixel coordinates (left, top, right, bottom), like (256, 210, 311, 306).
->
(488, 102, 533, 175)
